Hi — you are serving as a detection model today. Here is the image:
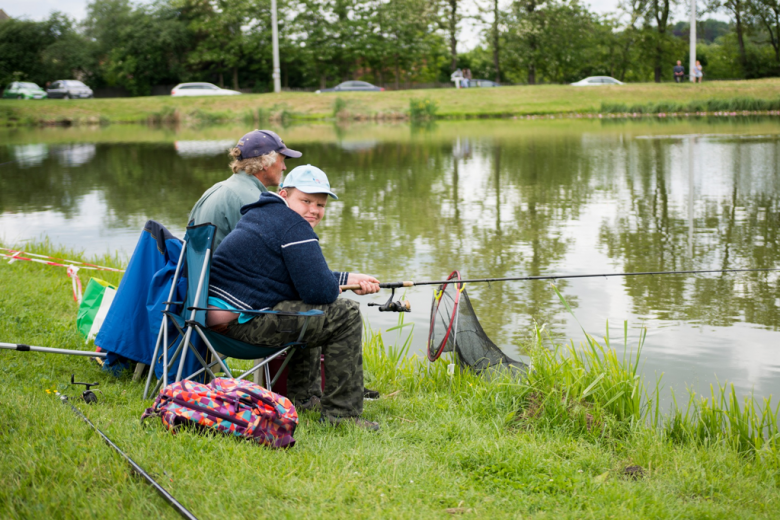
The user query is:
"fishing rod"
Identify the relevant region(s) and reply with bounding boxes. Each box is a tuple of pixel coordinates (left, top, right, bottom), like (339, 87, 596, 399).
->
(58, 391, 200, 520)
(340, 267, 780, 292)
(0, 342, 108, 358)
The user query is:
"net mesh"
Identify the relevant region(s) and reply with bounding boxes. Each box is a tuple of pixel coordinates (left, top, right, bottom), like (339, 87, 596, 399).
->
(431, 284, 528, 378)
(427, 274, 461, 362)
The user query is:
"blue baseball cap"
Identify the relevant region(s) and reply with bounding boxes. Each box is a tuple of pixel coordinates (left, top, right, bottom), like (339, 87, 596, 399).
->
(281, 165, 338, 200)
(235, 129, 302, 160)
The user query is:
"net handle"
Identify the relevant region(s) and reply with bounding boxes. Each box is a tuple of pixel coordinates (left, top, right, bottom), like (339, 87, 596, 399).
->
(427, 270, 463, 362)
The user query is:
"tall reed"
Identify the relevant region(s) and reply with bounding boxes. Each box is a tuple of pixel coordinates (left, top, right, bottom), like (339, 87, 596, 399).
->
(601, 97, 780, 114)
(664, 383, 780, 458)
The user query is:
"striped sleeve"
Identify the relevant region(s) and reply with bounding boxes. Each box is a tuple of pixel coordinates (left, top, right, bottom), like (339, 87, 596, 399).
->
(332, 271, 349, 286)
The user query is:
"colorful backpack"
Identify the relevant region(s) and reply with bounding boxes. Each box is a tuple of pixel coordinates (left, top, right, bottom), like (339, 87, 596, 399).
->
(141, 378, 298, 448)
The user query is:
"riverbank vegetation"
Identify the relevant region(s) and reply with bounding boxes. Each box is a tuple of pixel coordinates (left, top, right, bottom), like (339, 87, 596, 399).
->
(3, 79, 780, 126)
(2, 241, 779, 518)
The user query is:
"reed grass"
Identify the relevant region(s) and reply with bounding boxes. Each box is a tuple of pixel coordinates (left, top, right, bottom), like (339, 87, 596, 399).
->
(601, 97, 780, 114)
(408, 98, 438, 121)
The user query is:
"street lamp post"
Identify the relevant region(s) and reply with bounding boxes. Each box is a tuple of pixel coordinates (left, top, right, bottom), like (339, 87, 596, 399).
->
(689, 0, 696, 83)
(271, 0, 281, 93)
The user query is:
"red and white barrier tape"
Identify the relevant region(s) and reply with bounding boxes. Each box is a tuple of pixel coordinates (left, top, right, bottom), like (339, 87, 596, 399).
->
(66, 266, 84, 303)
(1, 249, 125, 303)
(0, 248, 125, 273)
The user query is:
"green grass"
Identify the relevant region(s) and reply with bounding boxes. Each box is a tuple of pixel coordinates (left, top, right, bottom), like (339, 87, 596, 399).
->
(3, 78, 780, 126)
(2, 242, 780, 518)
(601, 96, 780, 114)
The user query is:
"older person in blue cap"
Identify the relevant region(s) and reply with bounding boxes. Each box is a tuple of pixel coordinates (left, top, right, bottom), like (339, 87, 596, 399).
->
(189, 129, 302, 250)
(207, 165, 382, 430)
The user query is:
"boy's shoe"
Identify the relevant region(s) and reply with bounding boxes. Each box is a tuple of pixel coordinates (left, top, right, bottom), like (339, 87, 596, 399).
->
(363, 388, 380, 400)
(294, 396, 321, 412)
(321, 416, 380, 432)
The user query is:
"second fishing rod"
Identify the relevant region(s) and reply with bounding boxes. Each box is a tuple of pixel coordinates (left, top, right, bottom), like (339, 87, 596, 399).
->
(340, 267, 780, 291)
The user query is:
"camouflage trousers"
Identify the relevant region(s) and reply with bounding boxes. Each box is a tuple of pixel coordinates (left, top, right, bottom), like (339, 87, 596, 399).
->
(224, 298, 363, 419)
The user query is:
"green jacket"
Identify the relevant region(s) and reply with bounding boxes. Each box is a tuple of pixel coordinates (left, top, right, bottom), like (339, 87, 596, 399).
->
(188, 172, 268, 250)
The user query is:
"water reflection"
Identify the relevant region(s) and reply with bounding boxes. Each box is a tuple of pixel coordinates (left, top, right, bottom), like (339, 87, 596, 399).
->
(53, 144, 96, 167)
(175, 140, 236, 158)
(1, 119, 779, 400)
(12, 144, 48, 168)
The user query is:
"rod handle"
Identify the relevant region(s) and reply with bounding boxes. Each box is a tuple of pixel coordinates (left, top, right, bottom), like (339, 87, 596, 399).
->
(339, 281, 414, 291)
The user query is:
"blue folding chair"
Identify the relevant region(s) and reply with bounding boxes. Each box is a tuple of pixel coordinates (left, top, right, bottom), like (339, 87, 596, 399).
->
(143, 223, 324, 399)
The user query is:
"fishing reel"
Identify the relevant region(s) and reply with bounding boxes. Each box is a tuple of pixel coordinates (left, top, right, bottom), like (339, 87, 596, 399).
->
(70, 374, 99, 404)
(368, 288, 411, 313)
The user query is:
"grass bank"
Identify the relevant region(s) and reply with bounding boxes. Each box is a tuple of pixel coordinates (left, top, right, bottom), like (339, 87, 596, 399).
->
(2, 242, 780, 519)
(2, 78, 780, 126)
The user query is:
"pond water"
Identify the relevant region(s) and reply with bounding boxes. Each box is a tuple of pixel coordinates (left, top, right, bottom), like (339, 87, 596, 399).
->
(1, 119, 779, 402)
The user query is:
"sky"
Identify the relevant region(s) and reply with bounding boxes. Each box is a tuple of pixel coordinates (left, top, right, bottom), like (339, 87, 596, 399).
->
(2, 0, 700, 23)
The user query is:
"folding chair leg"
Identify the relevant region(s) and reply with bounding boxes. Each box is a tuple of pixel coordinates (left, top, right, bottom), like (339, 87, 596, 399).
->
(162, 319, 170, 389)
(143, 320, 167, 399)
(150, 336, 187, 396)
(185, 356, 224, 382)
(235, 346, 291, 382)
(182, 334, 220, 381)
(145, 317, 182, 399)
(193, 326, 233, 377)
(174, 327, 196, 382)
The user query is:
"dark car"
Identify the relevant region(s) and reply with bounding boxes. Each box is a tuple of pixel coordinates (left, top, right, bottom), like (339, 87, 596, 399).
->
(316, 81, 384, 93)
(47, 80, 94, 99)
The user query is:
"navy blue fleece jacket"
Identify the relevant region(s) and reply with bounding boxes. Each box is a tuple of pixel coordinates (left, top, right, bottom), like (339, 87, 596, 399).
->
(209, 192, 348, 310)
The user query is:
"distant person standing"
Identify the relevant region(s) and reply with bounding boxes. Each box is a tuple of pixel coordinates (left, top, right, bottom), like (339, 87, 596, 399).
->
(673, 61, 685, 83)
(463, 68, 472, 88)
(694, 60, 703, 83)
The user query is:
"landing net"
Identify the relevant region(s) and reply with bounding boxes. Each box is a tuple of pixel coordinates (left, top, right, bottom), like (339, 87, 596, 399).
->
(427, 271, 528, 378)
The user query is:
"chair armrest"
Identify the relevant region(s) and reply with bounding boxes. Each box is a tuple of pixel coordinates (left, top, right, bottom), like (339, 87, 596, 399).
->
(187, 306, 324, 318)
(242, 309, 325, 317)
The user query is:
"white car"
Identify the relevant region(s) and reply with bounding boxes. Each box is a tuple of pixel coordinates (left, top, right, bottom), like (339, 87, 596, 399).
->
(170, 83, 241, 96)
(571, 76, 623, 86)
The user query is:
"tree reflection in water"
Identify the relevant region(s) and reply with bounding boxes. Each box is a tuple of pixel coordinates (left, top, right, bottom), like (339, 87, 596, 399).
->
(1, 120, 778, 398)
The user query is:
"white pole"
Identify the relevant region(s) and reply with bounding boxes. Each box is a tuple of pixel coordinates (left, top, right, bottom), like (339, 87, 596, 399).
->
(689, 0, 696, 82)
(271, 0, 281, 93)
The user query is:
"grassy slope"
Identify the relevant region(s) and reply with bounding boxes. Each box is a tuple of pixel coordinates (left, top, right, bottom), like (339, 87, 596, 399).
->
(1, 78, 780, 125)
(1, 245, 779, 519)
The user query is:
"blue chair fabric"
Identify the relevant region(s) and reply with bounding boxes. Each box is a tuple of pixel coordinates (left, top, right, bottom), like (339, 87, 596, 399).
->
(96, 220, 204, 379)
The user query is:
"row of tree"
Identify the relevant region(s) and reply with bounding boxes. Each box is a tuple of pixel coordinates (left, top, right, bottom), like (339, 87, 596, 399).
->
(0, 0, 778, 96)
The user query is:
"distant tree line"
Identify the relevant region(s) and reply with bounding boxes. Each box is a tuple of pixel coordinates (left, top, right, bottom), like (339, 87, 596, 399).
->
(0, 0, 778, 96)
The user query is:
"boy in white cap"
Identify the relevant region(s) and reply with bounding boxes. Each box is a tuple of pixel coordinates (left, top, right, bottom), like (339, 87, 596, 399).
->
(207, 165, 381, 430)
